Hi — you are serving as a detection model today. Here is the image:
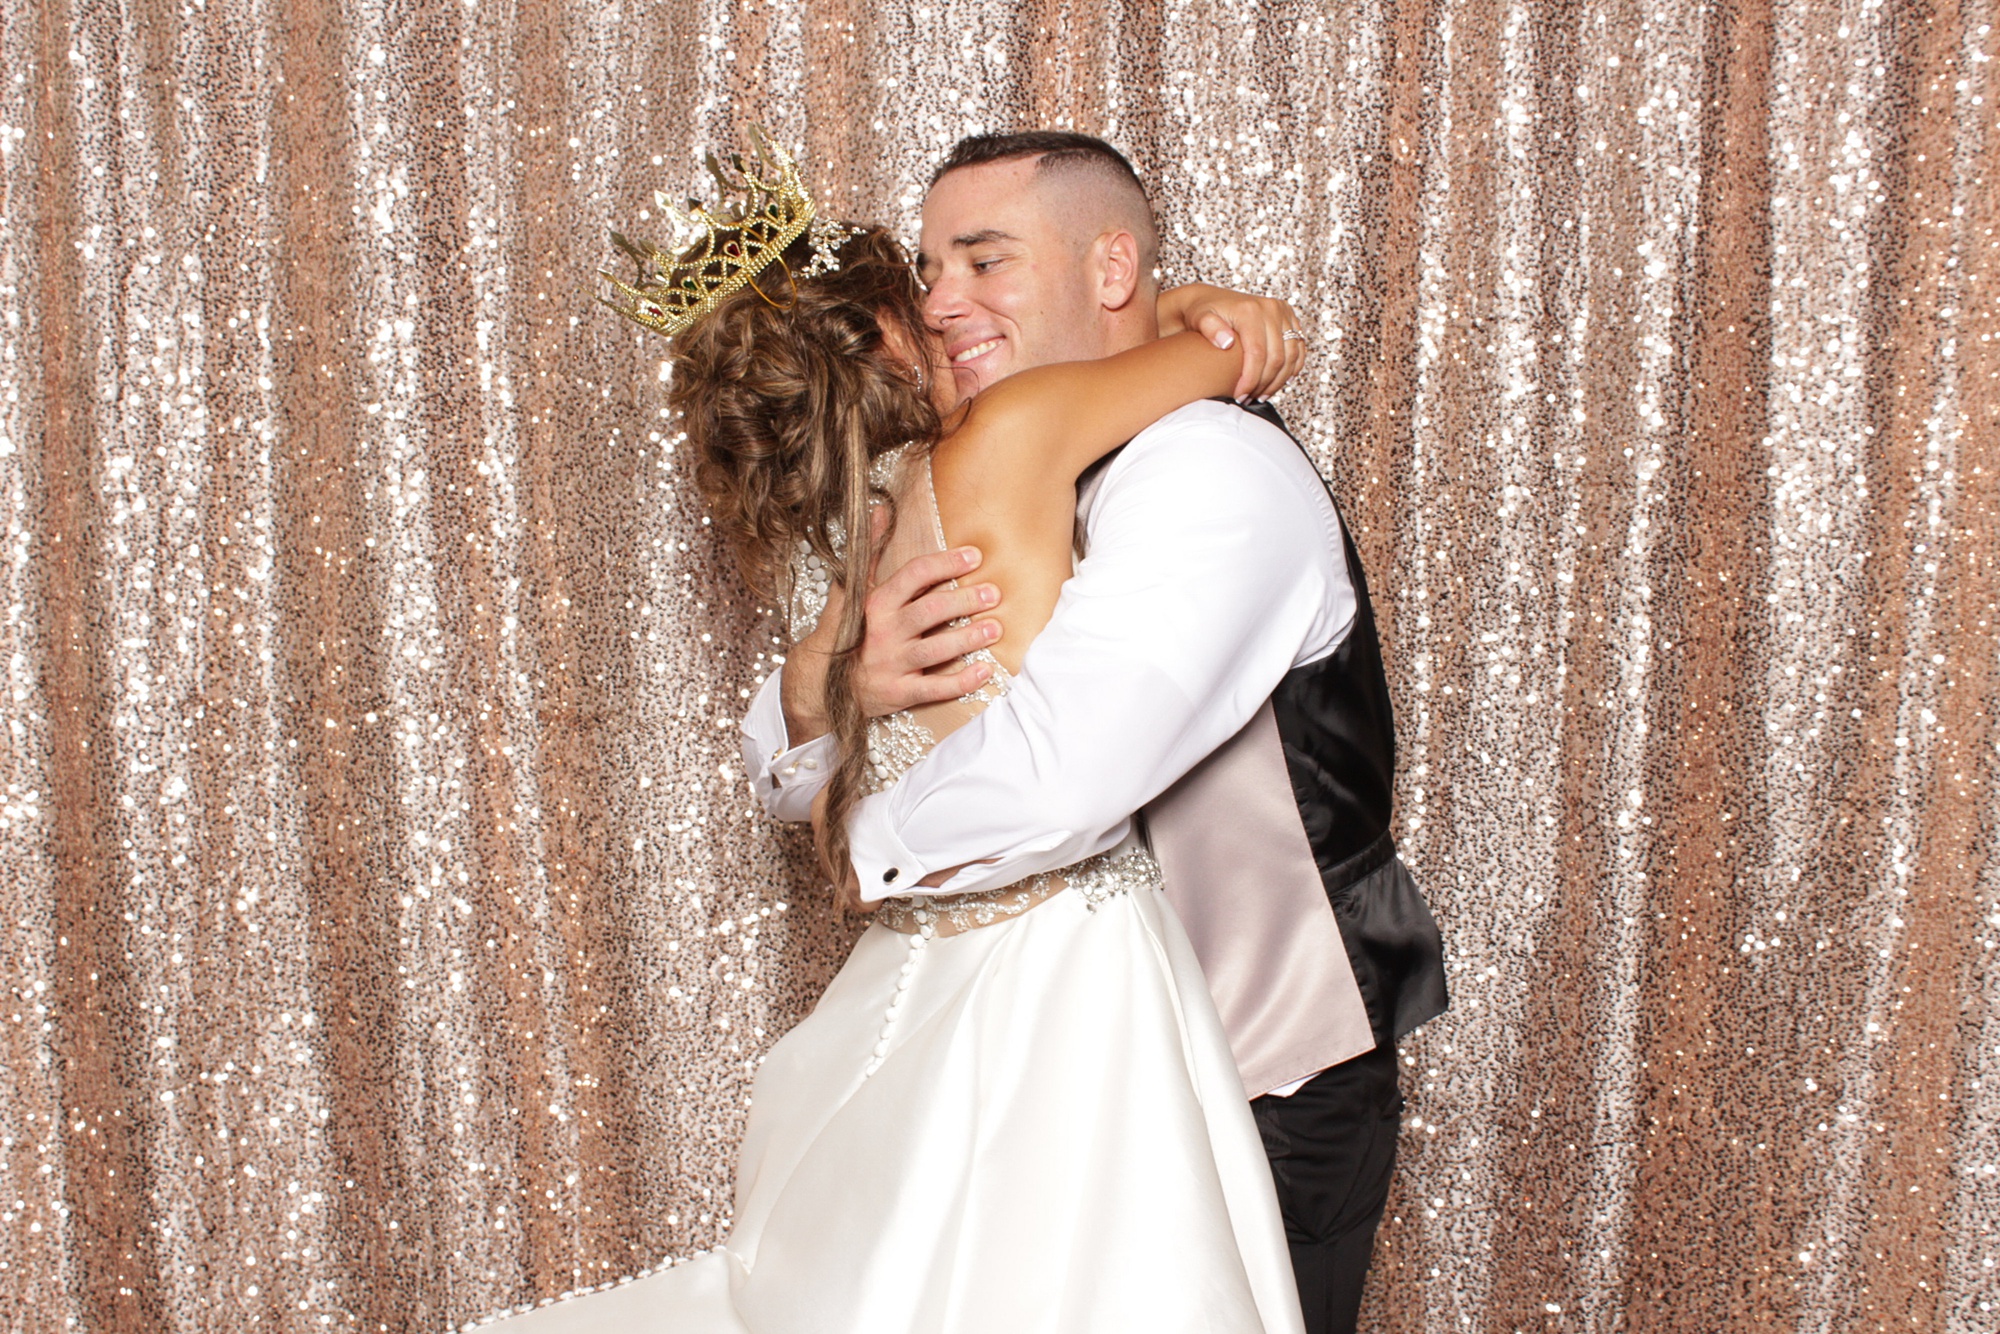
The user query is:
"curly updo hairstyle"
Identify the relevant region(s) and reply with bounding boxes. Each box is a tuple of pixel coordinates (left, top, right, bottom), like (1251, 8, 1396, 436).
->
(664, 224, 940, 890)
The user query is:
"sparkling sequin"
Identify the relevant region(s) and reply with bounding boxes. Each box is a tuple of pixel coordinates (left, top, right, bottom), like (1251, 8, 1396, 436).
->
(1, 3, 1994, 1330)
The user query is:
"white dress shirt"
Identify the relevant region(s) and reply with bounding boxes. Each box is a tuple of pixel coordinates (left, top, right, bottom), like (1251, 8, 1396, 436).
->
(740, 400, 1359, 906)
(741, 674, 836, 824)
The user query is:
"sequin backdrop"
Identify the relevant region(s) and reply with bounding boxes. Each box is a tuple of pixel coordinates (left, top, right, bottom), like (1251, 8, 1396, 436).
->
(2, 0, 1996, 1328)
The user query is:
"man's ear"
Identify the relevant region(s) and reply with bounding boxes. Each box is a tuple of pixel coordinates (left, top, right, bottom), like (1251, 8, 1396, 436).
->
(1093, 229, 1144, 312)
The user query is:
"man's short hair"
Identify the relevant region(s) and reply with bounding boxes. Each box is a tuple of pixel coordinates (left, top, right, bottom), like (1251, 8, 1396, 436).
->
(929, 130, 1148, 195)
(931, 131, 1159, 272)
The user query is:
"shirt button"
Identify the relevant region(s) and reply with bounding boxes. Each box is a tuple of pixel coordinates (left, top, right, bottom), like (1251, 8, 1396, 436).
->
(883, 868, 900, 884)
(802, 758, 819, 771)
(781, 766, 797, 778)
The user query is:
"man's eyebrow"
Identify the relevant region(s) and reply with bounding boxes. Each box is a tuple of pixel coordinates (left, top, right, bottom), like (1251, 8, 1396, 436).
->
(952, 228, 1016, 249)
(917, 229, 1016, 277)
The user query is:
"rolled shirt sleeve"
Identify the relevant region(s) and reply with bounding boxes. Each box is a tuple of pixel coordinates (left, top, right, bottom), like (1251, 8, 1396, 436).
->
(739, 667, 837, 823)
(845, 402, 1355, 901)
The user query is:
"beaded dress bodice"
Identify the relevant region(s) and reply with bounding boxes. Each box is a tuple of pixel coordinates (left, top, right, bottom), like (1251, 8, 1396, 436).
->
(786, 444, 1157, 939)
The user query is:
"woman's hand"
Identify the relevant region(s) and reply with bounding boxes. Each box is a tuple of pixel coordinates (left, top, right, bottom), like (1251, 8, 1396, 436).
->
(1157, 283, 1308, 402)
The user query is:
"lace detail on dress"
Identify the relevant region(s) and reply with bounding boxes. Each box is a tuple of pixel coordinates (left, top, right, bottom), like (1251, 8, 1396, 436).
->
(874, 842, 1160, 938)
(786, 539, 833, 641)
(862, 710, 938, 795)
(783, 444, 916, 642)
(1059, 841, 1162, 909)
(874, 882, 1059, 936)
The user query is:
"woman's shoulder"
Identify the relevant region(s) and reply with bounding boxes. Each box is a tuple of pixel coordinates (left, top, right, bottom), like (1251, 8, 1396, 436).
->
(928, 389, 1049, 508)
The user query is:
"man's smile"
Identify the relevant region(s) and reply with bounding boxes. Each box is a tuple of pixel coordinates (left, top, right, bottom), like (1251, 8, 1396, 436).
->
(951, 336, 1004, 365)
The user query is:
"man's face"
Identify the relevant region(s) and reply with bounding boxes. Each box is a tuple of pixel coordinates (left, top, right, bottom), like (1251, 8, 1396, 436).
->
(917, 159, 1104, 397)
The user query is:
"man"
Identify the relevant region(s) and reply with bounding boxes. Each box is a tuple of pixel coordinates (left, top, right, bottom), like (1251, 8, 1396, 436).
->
(740, 131, 1446, 1334)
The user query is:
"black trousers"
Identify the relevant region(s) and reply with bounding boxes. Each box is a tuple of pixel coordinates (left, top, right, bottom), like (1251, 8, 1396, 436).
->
(1249, 1044, 1404, 1334)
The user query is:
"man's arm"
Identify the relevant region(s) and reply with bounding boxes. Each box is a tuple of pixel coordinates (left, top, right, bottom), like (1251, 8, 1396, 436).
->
(744, 299, 1297, 824)
(740, 667, 838, 823)
(844, 406, 1354, 901)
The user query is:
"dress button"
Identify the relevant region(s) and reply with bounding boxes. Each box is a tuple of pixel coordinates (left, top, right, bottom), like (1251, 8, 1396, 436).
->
(781, 765, 796, 778)
(802, 758, 819, 771)
(883, 868, 900, 884)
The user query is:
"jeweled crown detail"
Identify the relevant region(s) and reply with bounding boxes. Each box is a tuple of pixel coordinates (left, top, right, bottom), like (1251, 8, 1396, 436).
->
(601, 126, 853, 339)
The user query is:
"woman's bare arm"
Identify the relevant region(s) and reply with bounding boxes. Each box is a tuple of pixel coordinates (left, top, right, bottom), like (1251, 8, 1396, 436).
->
(929, 330, 1277, 674)
(838, 291, 1303, 704)
(1158, 283, 1308, 401)
(950, 330, 1250, 486)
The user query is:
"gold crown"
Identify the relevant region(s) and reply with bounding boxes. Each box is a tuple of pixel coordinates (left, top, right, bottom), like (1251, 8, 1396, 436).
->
(601, 127, 859, 339)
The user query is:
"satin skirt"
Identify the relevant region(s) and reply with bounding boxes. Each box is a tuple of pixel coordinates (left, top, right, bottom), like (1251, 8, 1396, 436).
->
(474, 883, 1305, 1334)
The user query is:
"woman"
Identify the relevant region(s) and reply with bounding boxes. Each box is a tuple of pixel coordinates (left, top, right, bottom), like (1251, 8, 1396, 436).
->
(475, 146, 1309, 1334)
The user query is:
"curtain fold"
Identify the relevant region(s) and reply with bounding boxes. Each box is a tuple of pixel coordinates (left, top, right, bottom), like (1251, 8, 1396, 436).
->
(1, 0, 1993, 1328)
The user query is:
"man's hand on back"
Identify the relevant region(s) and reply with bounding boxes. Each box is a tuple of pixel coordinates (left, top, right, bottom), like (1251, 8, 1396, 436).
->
(855, 543, 1000, 715)
(779, 511, 1002, 746)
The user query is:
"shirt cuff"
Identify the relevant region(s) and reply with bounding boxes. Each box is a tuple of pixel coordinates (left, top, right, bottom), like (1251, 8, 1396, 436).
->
(739, 671, 836, 823)
(845, 790, 927, 903)
(845, 788, 1079, 903)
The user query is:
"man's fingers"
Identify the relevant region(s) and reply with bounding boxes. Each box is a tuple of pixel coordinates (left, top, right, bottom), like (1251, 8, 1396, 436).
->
(900, 620, 1001, 673)
(899, 581, 997, 638)
(852, 586, 998, 717)
(871, 544, 981, 612)
(891, 659, 995, 711)
(943, 660, 997, 699)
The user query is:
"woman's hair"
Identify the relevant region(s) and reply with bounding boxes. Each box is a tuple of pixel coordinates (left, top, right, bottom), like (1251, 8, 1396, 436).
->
(665, 224, 939, 890)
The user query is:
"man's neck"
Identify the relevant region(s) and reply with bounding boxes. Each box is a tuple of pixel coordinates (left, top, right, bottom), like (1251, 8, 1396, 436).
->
(1092, 302, 1160, 359)
(1016, 293, 1157, 371)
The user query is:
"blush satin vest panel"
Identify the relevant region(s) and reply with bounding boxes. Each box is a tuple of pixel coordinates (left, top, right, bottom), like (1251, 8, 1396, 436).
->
(1124, 402, 1448, 1096)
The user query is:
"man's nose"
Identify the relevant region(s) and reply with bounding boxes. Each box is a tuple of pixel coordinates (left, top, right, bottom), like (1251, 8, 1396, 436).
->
(922, 278, 965, 332)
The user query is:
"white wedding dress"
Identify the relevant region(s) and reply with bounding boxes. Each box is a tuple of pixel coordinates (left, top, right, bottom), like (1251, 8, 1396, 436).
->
(472, 448, 1304, 1334)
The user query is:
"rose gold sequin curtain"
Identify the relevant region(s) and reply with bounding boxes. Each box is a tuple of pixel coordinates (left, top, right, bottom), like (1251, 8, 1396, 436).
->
(2, 0, 1994, 1329)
